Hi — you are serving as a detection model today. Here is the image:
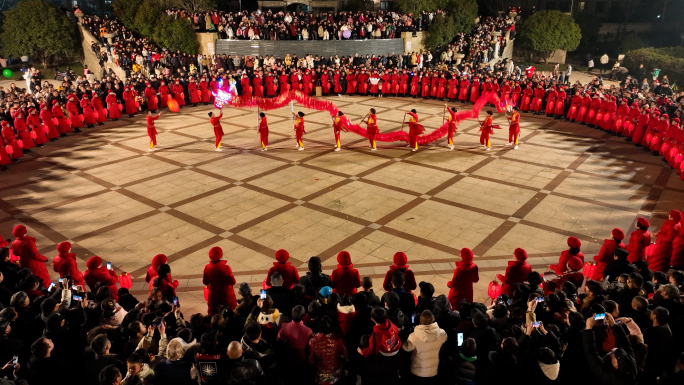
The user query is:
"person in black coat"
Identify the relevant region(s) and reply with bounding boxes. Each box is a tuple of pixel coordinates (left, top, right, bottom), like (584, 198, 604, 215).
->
(266, 273, 295, 319)
(643, 307, 675, 384)
(222, 341, 265, 385)
(440, 337, 477, 385)
(298, 257, 332, 298)
(583, 313, 637, 385)
(602, 248, 637, 281)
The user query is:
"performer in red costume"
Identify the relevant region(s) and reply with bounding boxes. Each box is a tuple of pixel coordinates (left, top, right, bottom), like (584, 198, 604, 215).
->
(209, 108, 224, 151)
(240, 73, 252, 97)
(123, 86, 137, 117)
(364, 108, 379, 151)
(406, 109, 425, 151)
(66, 94, 83, 130)
(266, 249, 300, 289)
(1, 121, 23, 160)
(39, 103, 59, 139)
(511, 82, 522, 108)
(391, 69, 400, 96)
(258, 112, 268, 151)
(0, 141, 9, 171)
(158, 81, 170, 109)
(496, 248, 532, 296)
(479, 110, 497, 151)
(554, 86, 566, 117)
(203, 246, 237, 315)
(623, 102, 641, 138)
(445, 105, 458, 150)
(146, 110, 161, 151)
(200, 77, 212, 104)
(106, 91, 121, 121)
(11, 225, 51, 287)
(458, 77, 470, 103)
(80, 94, 96, 128)
(171, 80, 185, 108)
(410, 72, 420, 97)
(84, 256, 118, 300)
(320, 71, 330, 95)
(671, 210, 684, 269)
(346, 70, 356, 94)
(447, 75, 458, 102)
(358, 69, 369, 95)
(400, 69, 409, 96)
(333, 111, 346, 152)
(469, 77, 480, 103)
(26, 108, 48, 146)
(145, 254, 168, 283)
(421, 73, 430, 99)
(91, 92, 107, 126)
(566, 91, 582, 121)
(331, 251, 361, 296)
(627, 217, 651, 263)
(294, 111, 306, 150)
(543, 256, 584, 294)
(53, 241, 84, 285)
(507, 107, 521, 149)
(650, 210, 681, 272)
(651, 113, 669, 153)
(591, 228, 626, 281)
(14, 111, 34, 151)
(447, 248, 479, 307)
(280, 71, 291, 94)
(253, 73, 264, 98)
(531, 84, 545, 113)
(51, 101, 71, 136)
(631, 106, 650, 146)
(520, 83, 533, 112)
(145, 83, 158, 112)
(437, 73, 447, 99)
(612, 99, 630, 135)
(382, 252, 417, 292)
(550, 237, 584, 275)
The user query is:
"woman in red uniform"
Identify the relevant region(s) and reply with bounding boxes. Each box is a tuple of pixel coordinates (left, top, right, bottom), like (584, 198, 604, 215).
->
(14, 111, 34, 150)
(106, 91, 121, 121)
(364, 108, 378, 151)
(26, 108, 48, 146)
(123, 86, 137, 117)
(51, 100, 72, 135)
(39, 103, 59, 139)
(258, 112, 268, 151)
(91, 92, 107, 126)
(294, 111, 306, 150)
(591, 228, 626, 281)
(203, 246, 237, 315)
(66, 94, 83, 130)
(209, 108, 224, 151)
(447, 248, 479, 308)
(146, 110, 161, 151)
(1, 121, 23, 161)
(80, 94, 96, 128)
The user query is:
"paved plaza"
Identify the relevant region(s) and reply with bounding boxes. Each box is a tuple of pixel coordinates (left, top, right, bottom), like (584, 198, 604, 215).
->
(1, 95, 682, 314)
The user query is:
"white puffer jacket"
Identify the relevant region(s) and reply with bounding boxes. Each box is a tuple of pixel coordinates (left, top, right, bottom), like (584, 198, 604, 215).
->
(402, 322, 448, 377)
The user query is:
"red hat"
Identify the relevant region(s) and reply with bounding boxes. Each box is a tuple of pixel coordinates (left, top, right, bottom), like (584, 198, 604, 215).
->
(86, 256, 102, 270)
(662, 114, 669, 119)
(673, 118, 681, 124)
(393, 252, 408, 267)
(39, 104, 46, 109)
(611, 228, 625, 241)
(1, 121, 8, 126)
(654, 111, 661, 116)
(52, 100, 58, 105)
(460, 248, 473, 262)
(568, 256, 583, 271)
(57, 241, 71, 253)
(621, 98, 627, 103)
(275, 249, 289, 263)
(336, 251, 351, 266)
(514, 248, 527, 261)
(208, 246, 222, 261)
(12, 224, 27, 237)
(145, 82, 150, 85)
(670, 210, 682, 221)
(151, 254, 167, 268)
(637, 217, 650, 228)
(28, 108, 36, 113)
(567, 236, 581, 249)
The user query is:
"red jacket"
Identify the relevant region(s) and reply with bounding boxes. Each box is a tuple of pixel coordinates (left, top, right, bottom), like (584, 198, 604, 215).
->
(53, 243, 84, 285)
(650, 219, 680, 272)
(337, 304, 357, 336)
(331, 251, 361, 296)
(203, 258, 237, 315)
(11, 226, 51, 287)
(497, 259, 532, 296)
(627, 229, 651, 263)
(447, 260, 479, 307)
(84, 256, 118, 299)
(360, 319, 401, 357)
(148, 275, 179, 301)
(266, 249, 300, 289)
(382, 252, 416, 292)
(145, 254, 167, 283)
(592, 239, 626, 280)
(550, 250, 585, 275)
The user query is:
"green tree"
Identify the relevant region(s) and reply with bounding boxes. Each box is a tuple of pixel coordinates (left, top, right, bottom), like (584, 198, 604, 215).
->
(154, 16, 199, 54)
(422, 0, 477, 50)
(133, 0, 164, 37)
(172, 0, 217, 12)
(518, 10, 581, 60)
(423, 14, 455, 49)
(447, 0, 478, 35)
(112, 0, 142, 27)
(0, 0, 81, 68)
(394, 0, 436, 14)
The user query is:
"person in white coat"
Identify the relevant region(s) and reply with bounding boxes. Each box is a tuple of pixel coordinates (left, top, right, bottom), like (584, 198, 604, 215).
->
(402, 310, 447, 384)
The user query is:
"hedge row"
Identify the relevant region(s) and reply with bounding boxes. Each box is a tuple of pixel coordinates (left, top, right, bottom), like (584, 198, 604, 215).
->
(624, 47, 684, 86)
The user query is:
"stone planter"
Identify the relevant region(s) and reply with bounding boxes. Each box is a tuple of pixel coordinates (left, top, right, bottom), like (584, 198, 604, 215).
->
(508, 12, 518, 19)
(454, 53, 465, 65)
(104, 33, 115, 45)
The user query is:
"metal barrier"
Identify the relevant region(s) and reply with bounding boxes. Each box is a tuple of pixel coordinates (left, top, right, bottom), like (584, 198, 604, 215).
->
(215, 38, 404, 58)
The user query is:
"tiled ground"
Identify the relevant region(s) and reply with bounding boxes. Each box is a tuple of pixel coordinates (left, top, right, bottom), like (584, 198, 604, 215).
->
(2, 95, 683, 315)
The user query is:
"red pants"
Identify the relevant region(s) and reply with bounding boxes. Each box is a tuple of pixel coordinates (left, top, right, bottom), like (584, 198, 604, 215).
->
(509, 130, 519, 145)
(447, 124, 456, 145)
(260, 129, 268, 148)
(368, 127, 377, 149)
(334, 131, 341, 148)
(147, 127, 157, 148)
(296, 129, 304, 147)
(480, 132, 491, 148)
(214, 128, 224, 148)
(409, 129, 418, 149)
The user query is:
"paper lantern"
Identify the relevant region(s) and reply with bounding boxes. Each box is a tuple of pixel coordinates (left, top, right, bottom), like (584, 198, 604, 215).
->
(52, 118, 59, 126)
(30, 131, 37, 139)
(203, 286, 209, 301)
(65, 118, 72, 126)
(93, 111, 99, 120)
(644, 133, 653, 144)
(17, 140, 23, 149)
(487, 280, 502, 299)
(4, 145, 13, 155)
(674, 153, 683, 165)
(582, 262, 596, 278)
(167, 98, 179, 113)
(668, 147, 678, 159)
(118, 272, 132, 289)
(79, 114, 84, 122)
(135, 101, 140, 108)
(651, 136, 659, 146)
(644, 243, 656, 259)
(118, 103, 123, 111)
(43, 126, 50, 134)
(661, 142, 670, 154)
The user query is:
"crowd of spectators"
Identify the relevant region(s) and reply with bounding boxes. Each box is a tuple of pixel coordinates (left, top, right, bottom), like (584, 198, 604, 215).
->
(1, 210, 684, 385)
